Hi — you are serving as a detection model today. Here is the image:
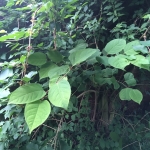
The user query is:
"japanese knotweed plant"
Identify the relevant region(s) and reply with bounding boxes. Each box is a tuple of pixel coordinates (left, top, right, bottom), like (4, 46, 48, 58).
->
(0, 0, 150, 134)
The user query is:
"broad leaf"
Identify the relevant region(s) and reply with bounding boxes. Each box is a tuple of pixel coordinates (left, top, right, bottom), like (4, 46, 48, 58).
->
(28, 52, 47, 66)
(108, 55, 130, 70)
(9, 83, 46, 104)
(69, 48, 97, 66)
(39, 62, 57, 80)
(105, 39, 126, 54)
(130, 55, 149, 69)
(119, 88, 131, 100)
(25, 100, 51, 133)
(129, 89, 143, 104)
(124, 73, 136, 86)
(96, 56, 110, 66)
(133, 45, 148, 54)
(124, 41, 139, 55)
(69, 43, 88, 53)
(48, 77, 71, 109)
(94, 77, 112, 85)
(86, 49, 101, 64)
(48, 65, 70, 79)
(140, 40, 150, 46)
(47, 50, 63, 63)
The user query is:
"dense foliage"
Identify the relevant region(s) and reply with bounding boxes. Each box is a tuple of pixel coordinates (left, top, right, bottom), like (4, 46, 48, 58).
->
(1, 0, 150, 149)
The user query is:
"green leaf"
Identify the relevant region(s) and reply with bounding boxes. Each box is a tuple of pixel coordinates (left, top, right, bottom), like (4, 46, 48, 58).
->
(133, 45, 148, 54)
(25, 100, 51, 133)
(96, 56, 110, 66)
(119, 88, 132, 100)
(9, 84, 46, 104)
(86, 49, 101, 64)
(0, 31, 28, 41)
(48, 77, 71, 109)
(105, 39, 126, 54)
(94, 77, 112, 85)
(129, 89, 143, 104)
(39, 62, 57, 80)
(28, 52, 47, 66)
(108, 55, 130, 70)
(59, 140, 70, 150)
(48, 65, 70, 79)
(143, 14, 150, 19)
(130, 55, 149, 68)
(69, 48, 97, 66)
(124, 73, 136, 86)
(69, 43, 88, 53)
(47, 50, 63, 63)
(124, 41, 139, 55)
(111, 77, 120, 89)
(140, 40, 150, 46)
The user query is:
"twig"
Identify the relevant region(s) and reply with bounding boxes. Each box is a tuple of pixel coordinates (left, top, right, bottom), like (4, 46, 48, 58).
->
(52, 117, 63, 150)
(53, 28, 57, 50)
(77, 90, 98, 98)
(43, 124, 56, 131)
(122, 141, 139, 149)
(134, 112, 150, 128)
(92, 90, 99, 122)
(31, 126, 40, 139)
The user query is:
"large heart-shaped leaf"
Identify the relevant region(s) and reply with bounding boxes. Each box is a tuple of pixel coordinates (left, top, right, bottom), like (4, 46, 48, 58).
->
(9, 83, 46, 104)
(105, 39, 126, 54)
(48, 77, 71, 109)
(119, 88, 132, 100)
(25, 100, 51, 133)
(108, 55, 130, 70)
(69, 48, 97, 66)
(28, 52, 47, 66)
(39, 62, 57, 80)
(129, 89, 143, 104)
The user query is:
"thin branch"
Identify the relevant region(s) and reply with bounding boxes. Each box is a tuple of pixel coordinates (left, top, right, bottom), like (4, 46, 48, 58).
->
(43, 124, 56, 131)
(122, 141, 139, 149)
(92, 90, 99, 122)
(77, 90, 98, 99)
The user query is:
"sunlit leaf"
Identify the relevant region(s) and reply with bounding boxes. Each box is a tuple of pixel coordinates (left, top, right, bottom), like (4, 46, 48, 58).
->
(48, 77, 71, 109)
(105, 39, 126, 54)
(48, 65, 70, 79)
(9, 84, 46, 104)
(25, 100, 51, 133)
(39, 62, 57, 80)
(108, 55, 130, 70)
(69, 48, 97, 66)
